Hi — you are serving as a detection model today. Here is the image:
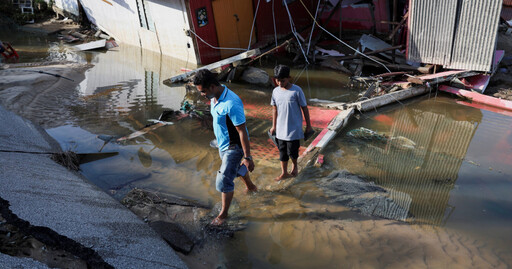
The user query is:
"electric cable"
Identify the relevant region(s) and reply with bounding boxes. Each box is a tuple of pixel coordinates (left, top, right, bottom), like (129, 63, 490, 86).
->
(187, 28, 247, 51)
(272, 0, 278, 47)
(248, 0, 261, 50)
(306, 0, 322, 55)
(298, 0, 391, 73)
(283, 0, 310, 64)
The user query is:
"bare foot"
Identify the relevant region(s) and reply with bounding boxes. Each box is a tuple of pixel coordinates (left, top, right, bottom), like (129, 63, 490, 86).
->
(244, 185, 258, 194)
(211, 216, 227, 226)
(290, 168, 298, 177)
(274, 173, 291, 182)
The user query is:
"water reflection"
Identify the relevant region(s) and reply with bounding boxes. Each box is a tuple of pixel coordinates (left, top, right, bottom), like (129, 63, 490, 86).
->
(329, 99, 484, 225)
(77, 45, 190, 113)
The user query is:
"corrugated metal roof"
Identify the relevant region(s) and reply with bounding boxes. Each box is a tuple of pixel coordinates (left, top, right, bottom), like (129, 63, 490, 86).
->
(408, 0, 502, 72)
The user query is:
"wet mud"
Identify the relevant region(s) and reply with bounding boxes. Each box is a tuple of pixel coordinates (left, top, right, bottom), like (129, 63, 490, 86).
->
(121, 188, 251, 268)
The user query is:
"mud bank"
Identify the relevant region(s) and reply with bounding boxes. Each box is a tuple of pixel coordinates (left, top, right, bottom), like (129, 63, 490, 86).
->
(0, 62, 91, 128)
(0, 65, 187, 268)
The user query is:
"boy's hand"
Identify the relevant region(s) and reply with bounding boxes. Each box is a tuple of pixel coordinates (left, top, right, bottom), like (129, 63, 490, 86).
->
(242, 158, 255, 172)
(269, 127, 276, 135)
(305, 125, 313, 134)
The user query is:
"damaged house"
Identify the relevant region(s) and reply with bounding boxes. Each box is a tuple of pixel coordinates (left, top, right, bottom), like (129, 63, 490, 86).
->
(44, 0, 393, 65)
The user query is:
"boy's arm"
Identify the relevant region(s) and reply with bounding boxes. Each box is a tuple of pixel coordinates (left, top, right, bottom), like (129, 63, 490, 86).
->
(302, 106, 313, 133)
(235, 123, 255, 172)
(270, 105, 277, 135)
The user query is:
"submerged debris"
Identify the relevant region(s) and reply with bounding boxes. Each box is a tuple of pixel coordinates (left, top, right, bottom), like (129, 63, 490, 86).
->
(316, 170, 411, 221)
(347, 127, 416, 150)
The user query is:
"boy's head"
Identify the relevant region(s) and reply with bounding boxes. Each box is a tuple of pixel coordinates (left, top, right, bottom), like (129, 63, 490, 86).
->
(193, 69, 221, 99)
(274, 65, 290, 79)
(273, 65, 291, 89)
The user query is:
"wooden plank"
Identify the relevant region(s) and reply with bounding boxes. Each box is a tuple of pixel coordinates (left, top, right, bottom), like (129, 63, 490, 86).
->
(163, 49, 260, 84)
(297, 107, 355, 171)
(350, 86, 430, 112)
(408, 70, 481, 85)
(351, 59, 431, 73)
(73, 39, 106, 51)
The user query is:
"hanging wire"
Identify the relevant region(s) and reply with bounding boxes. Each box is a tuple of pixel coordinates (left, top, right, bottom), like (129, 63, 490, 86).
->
(248, 0, 261, 50)
(305, 65, 312, 96)
(283, 0, 310, 64)
(298, 0, 391, 73)
(272, 0, 278, 47)
(306, 0, 322, 55)
(293, 64, 308, 84)
(187, 28, 247, 51)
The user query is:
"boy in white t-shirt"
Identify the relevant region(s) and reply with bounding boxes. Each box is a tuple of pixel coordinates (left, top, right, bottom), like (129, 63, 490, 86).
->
(269, 65, 312, 181)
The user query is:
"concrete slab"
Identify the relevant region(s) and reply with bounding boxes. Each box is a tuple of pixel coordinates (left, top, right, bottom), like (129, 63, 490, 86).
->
(0, 105, 187, 268)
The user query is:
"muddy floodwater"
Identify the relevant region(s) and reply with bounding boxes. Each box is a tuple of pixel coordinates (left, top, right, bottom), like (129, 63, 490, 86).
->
(6, 38, 512, 268)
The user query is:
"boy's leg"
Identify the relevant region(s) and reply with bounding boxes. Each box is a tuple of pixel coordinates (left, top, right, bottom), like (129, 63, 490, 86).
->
(239, 172, 258, 193)
(290, 158, 298, 176)
(288, 140, 300, 176)
(275, 138, 291, 181)
(211, 191, 234, 225)
(212, 146, 242, 225)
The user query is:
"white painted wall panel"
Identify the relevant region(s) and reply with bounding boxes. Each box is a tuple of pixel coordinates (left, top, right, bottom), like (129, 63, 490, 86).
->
(78, 0, 198, 64)
(79, 0, 141, 47)
(148, 0, 198, 65)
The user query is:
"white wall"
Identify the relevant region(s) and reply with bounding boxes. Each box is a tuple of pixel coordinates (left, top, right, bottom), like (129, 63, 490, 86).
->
(78, 0, 198, 65)
(148, 0, 197, 65)
(45, 0, 79, 16)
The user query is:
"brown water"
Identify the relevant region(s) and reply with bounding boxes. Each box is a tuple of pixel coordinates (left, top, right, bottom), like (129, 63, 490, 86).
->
(10, 40, 512, 267)
(0, 30, 81, 63)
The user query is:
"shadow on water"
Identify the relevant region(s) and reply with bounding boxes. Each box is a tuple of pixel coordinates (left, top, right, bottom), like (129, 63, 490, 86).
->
(11, 39, 512, 267)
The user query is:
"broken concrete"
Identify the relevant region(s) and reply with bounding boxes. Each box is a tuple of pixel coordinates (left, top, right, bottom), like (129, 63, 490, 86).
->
(0, 105, 187, 268)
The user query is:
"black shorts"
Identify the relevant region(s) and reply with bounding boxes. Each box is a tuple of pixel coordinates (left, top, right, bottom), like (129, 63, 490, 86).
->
(276, 139, 300, 162)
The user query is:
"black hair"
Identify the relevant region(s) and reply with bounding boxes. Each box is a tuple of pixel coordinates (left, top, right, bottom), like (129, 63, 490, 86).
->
(274, 64, 290, 79)
(193, 69, 220, 89)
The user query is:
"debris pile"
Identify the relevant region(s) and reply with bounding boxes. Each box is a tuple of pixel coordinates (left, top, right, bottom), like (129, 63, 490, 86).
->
(57, 24, 118, 51)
